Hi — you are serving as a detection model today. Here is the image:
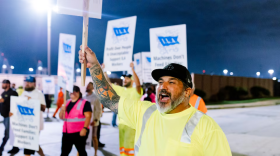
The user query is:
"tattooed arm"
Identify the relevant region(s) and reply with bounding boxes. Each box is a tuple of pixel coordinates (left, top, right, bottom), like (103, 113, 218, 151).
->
(79, 46, 120, 113)
(101, 63, 112, 84)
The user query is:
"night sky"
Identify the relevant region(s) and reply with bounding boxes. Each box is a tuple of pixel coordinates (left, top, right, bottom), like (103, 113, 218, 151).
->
(1, 0, 280, 78)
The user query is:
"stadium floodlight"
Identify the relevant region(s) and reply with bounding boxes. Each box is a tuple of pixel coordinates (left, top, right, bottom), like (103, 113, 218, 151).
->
(223, 69, 228, 75)
(256, 72, 260, 77)
(268, 69, 274, 76)
(76, 68, 81, 73)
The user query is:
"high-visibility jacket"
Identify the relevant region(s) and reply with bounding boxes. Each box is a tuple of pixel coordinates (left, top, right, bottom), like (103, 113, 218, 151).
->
(63, 99, 88, 133)
(189, 94, 208, 113)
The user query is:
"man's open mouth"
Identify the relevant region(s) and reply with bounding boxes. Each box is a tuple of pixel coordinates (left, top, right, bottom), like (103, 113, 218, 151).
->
(159, 93, 171, 102)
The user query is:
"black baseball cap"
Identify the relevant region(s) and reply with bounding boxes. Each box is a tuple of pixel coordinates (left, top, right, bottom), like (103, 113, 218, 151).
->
(152, 63, 193, 88)
(122, 74, 132, 78)
(73, 85, 80, 92)
(2, 79, 10, 84)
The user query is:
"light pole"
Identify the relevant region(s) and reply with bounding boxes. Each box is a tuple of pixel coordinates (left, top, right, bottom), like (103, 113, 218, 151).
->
(10, 66, 14, 74)
(32, 1, 57, 76)
(47, 9, 51, 75)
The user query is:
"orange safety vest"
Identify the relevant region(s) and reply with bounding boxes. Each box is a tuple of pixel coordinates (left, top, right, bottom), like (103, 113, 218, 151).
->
(189, 94, 208, 114)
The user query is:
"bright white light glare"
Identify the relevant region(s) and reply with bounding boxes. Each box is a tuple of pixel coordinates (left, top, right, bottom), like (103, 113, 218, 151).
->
(10, 66, 14, 69)
(268, 69, 274, 75)
(230, 72, 233, 75)
(52, 5, 59, 12)
(2, 65, 7, 69)
(223, 69, 228, 75)
(120, 76, 124, 80)
(278, 79, 280, 83)
(32, 0, 51, 12)
(107, 71, 111, 75)
(76, 68, 81, 73)
(29, 68, 34, 72)
(38, 66, 43, 71)
(272, 77, 277, 80)
(256, 72, 260, 76)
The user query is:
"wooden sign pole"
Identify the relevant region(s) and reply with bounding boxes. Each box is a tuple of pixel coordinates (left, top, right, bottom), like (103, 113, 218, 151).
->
(63, 89, 67, 119)
(81, 0, 89, 86)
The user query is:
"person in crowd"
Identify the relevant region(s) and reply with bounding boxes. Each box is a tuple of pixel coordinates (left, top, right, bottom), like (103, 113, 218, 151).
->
(111, 82, 119, 127)
(84, 82, 102, 156)
(111, 83, 118, 128)
(53, 87, 64, 118)
(44, 94, 52, 118)
(102, 62, 142, 156)
(59, 86, 92, 156)
(140, 87, 156, 103)
(0, 80, 18, 156)
(16, 86, 24, 96)
(79, 46, 231, 156)
(9, 76, 47, 156)
(11, 83, 16, 91)
(189, 82, 208, 114)
(97, 104, 105, 148)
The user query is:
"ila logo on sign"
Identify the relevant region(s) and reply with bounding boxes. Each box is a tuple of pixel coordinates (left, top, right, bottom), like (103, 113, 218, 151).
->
(146, 57, 151, 64)
(136, 59, 140, 65)
(113, 27, 129, 36)
(157, 32, 180, 54)
(17, 105, 35, 116)
(45, 80, 52, 83)
(63, 43, 71, 53)
(158, 36, 179, 46)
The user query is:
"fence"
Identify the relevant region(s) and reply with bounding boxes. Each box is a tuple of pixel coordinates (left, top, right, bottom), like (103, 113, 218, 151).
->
(193, 74, 273, 100)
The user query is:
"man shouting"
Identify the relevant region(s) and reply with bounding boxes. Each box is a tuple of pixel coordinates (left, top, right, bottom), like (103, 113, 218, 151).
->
(79, 46, 232, 156)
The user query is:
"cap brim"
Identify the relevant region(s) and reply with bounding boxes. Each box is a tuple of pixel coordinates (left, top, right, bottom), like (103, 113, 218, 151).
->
(24, 80, 35, 82)
(152, 69, 184, 82)
(122, 75, 132, 78)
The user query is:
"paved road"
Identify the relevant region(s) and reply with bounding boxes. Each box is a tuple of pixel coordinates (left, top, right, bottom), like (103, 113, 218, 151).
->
(208, 105, 280, 156)
(0, 105, 279, 156)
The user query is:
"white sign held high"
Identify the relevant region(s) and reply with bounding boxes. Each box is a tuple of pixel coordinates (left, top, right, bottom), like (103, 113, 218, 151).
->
(103, 16, 137, 72)
(42, 77, 55, 94)
(133, 53, 142, 84)
(141, 52, 153, 83)
(57, 33, 76, 92)
(10, 96, 40, 151)
(57, 0, 103, 19)
(150, 24, 187, 72)
(133, 52, 153, 84)
(57, 0, 103, 86)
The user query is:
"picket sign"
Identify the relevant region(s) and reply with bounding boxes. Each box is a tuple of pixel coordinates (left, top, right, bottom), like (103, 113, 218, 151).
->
(57, 0, 103, 86)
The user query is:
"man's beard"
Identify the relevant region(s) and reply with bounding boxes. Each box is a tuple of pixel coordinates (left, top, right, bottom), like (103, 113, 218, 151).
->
(25, 87, 35, 91)
(2, 86, 7, 90)
(124, 81, 131, 88)
(156, 90, 185, 113)
(86, 89, 91, 92)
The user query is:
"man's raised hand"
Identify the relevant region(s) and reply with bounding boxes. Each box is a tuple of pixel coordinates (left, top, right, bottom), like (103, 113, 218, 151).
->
(130, 62, 134, 69)
(79, 46, 99, 68)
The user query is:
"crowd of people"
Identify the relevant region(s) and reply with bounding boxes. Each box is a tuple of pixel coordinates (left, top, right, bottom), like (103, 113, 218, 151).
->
(0, 77, 105, 156)
(0, 46, 231, 156)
